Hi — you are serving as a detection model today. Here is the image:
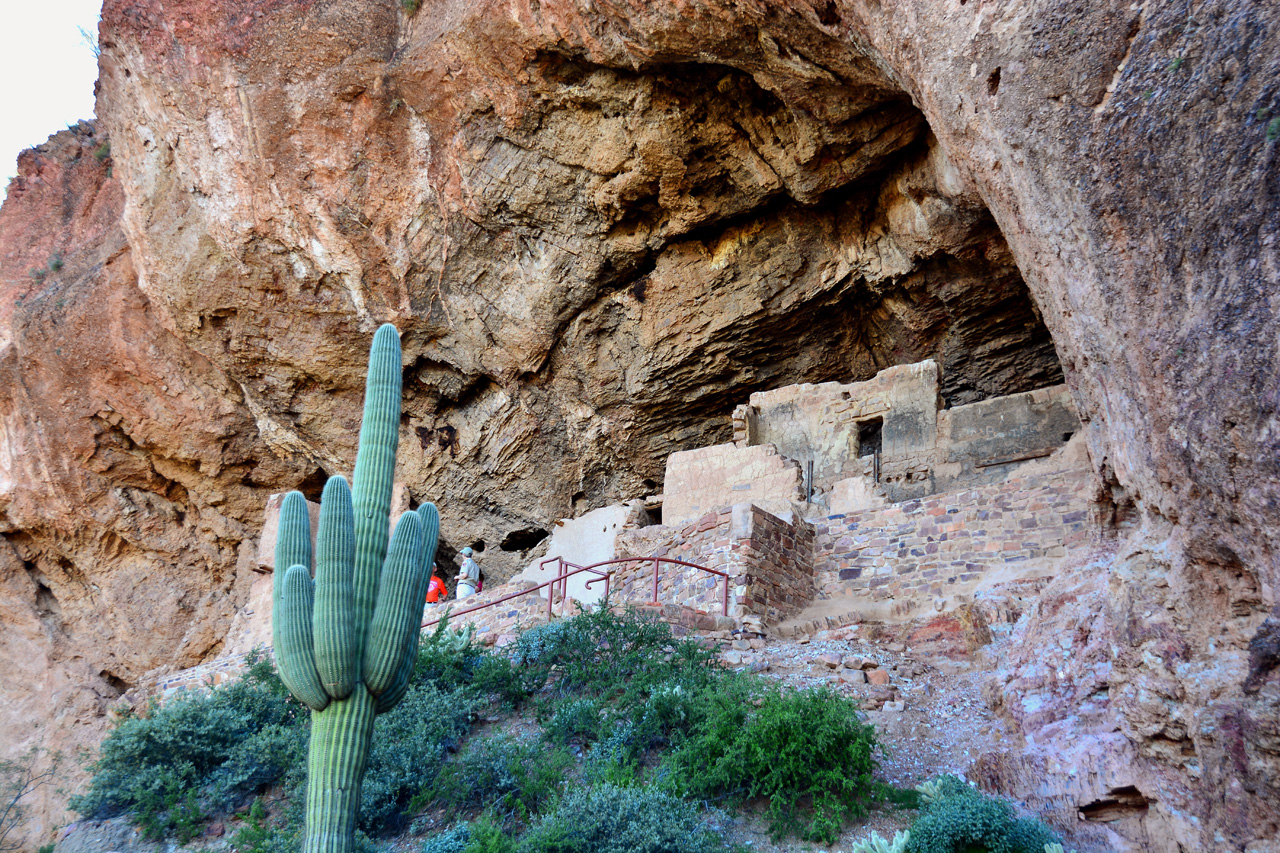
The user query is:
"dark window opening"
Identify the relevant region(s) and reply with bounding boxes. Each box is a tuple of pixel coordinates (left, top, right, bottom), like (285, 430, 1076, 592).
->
(1062, 431, 1075, 443)
(858, 417, 883, 457)
(469, 539, 486, 553)
(500, 527, 550, 552)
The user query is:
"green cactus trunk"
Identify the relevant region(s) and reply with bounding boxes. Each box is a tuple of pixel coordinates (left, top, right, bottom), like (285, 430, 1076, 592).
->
(304, 686, 377, 853)
(270, 324, 442, 853)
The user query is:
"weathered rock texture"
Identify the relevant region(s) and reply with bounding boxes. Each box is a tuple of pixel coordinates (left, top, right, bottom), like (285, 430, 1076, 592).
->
(0, 0, 1276, 849)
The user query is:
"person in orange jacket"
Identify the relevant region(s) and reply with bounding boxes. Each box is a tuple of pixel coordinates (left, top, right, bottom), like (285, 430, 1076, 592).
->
(425, 563, 447, 604)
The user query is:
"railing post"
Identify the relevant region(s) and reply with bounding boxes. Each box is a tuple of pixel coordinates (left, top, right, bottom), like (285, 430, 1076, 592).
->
(652, 557, 660, 605)
(722, 576, 729, 617)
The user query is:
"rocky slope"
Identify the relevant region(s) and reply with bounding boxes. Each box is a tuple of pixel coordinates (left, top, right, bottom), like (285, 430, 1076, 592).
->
(0, 0, 1277, 849)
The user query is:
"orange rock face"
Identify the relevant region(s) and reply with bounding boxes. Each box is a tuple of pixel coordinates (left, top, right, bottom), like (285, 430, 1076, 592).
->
(0, 0, 1277, 849)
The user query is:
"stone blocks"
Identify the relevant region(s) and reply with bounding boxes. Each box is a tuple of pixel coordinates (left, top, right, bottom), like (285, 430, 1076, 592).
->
(814, 470, 1094, 605)
(614, 502, 816, 624)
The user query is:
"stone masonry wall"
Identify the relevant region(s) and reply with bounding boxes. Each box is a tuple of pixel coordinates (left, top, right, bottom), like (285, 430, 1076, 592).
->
(814, 470, 1094, 606)
(614, 503, 815, 624)
(423, 581, 561, 645)
(156, 648, 275, 701)
(740, 361, 941, 502)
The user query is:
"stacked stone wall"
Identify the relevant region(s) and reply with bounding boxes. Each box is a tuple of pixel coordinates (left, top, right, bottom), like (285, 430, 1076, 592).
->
(736, 505, 816, 621)
(614, 504, 815, 623)
(156, 648, 274, 700)
(425, 581, 559, 644)
(814, 470, 1094, 604)
(613, 508, 736, 613)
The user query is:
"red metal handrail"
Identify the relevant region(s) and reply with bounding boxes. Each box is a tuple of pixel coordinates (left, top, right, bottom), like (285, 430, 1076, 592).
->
(420, 555, 731, 630)
(542, 556, 732, 617)
(421, 561, 610, 629)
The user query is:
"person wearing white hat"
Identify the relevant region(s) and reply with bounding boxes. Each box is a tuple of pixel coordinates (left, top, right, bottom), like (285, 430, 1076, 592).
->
(456, 547, 480, 600)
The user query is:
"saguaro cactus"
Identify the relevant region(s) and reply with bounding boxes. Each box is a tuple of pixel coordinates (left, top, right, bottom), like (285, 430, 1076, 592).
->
(271, 324, 440, 853)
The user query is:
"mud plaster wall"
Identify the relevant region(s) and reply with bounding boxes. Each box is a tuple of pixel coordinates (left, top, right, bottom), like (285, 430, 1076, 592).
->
(661, 443, 801, 528)
(742, 361, 939, 500)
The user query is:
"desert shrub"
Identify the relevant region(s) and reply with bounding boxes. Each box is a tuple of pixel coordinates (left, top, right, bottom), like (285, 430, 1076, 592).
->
(471, 652, 531, 708)
(904, 776, 1061, 853)
(0, 746, 59, 853)
(428, 734, 572, 821)
(228, 798, 303, 853)
(581, 721, 640, 784)
(543, 698, 604, 746)
(421, 813, 514, 853)
(517, 608, 716, 698)
(209, 722, 308, 810)
(421, 822, 473, 853)
(359, 682, 479, 835)
(70, 653, 304, 838)
(414, 617, 486, 692)
(662, 678, 879, 844)
(516, 784, 729, 853)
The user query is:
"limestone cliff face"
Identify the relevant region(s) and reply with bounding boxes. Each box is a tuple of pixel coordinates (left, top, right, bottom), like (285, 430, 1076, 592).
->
(0, 123, 321, 841)
(0, 0, 1276, 849)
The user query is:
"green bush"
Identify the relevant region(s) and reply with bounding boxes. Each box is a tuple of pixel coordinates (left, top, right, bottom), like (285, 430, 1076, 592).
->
(414, 618, 486, 692)
(209, 722, 308, 810)
(70, 653, 305, 838)
(421, 822, 473, 853)
(229, 799, 298, 853)
(471, 652, 529, 708)
(517, 784, 729, 853)
(904, 776, 1061, 853)
(543, 698, 604, 746)
(663, 678, 879, 844)
(582, 721, 640, 783)
(420, 813, 514, 853)
(359, 682, 479, 835)
(428, 734, 572, 821)
(516, 608, 715, 696)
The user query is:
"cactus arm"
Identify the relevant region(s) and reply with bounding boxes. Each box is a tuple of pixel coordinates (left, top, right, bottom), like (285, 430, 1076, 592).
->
(277, 565, 330, 711)
(313, 475, 357, 699)
(417, 503, 441, 572)
(349, 323, 402, 663)
(363, 512, 424, 695)
(373, 502, 440, 713)
(275, 491, 313, 578)
(272, 491, 313, 645)
(272, 493, 312, 704)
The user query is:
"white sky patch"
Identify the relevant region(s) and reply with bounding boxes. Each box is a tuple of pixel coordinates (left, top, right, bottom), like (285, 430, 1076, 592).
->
(0, 1, 104, 203)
